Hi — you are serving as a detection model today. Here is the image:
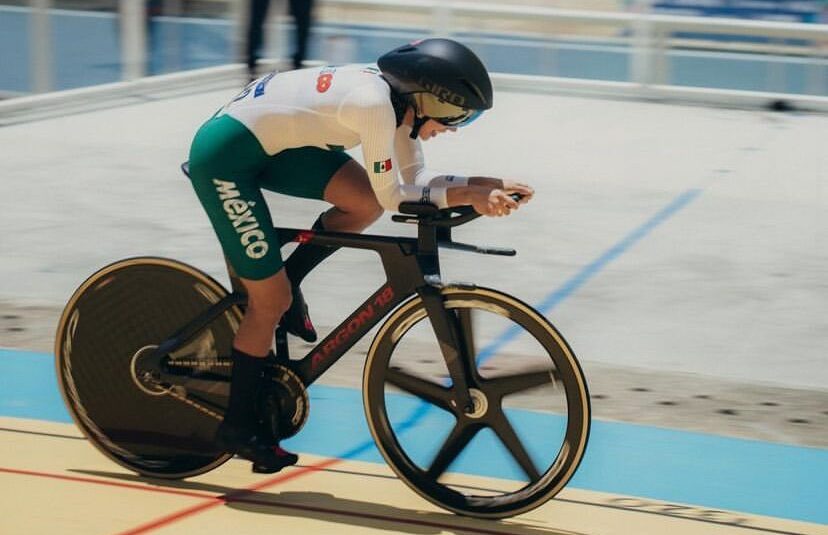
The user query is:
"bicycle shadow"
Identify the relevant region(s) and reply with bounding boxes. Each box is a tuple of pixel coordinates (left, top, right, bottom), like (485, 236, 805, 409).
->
(71, 469, 585, 535)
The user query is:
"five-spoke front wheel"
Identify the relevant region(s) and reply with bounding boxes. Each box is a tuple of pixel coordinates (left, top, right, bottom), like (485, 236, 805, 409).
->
(363, 287, 590, 518)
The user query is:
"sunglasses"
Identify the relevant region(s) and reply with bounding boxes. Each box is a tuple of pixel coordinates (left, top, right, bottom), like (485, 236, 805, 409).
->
(413, 93, 483, 128)
(435, 108, 483, 127)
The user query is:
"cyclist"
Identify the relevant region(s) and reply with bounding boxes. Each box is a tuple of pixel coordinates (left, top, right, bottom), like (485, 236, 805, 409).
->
(187, 38, 534, 473)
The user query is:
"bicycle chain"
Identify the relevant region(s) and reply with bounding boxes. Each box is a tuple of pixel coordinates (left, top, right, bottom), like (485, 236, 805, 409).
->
(152, 359, 305, 432)
(166, 358, 233, 368)
(163, 386, 223, 421)
(144, 358, 231, 421)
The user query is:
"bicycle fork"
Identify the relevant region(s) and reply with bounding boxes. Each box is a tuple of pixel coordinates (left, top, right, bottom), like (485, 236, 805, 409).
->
(417, 284, 476, 414)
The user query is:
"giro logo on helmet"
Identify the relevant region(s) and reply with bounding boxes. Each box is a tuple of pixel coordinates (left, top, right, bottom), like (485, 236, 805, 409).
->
(418, 79, 465, 106)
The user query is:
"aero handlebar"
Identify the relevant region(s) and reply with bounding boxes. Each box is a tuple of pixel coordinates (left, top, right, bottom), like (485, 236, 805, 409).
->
(393, 193, 525, 228)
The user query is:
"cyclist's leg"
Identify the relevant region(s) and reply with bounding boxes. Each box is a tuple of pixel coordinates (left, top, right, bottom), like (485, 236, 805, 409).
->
(261, 147, 382, 287)
(320, 159, 384, 233)
(189, 118, 291, 352)
(218, 270, 299, 473)
(256, 148, 381, 341)
(188, 115, 297, 472)
(282, 158, 383, 286)
(257, 146, 382, 235)
(234, 271, 292, 355)
(188, 114, 285, 284)
(257, 146, 354, 284)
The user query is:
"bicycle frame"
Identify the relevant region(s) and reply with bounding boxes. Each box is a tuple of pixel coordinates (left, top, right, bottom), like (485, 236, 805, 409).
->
(151, 221, 481, 407)
(274, 227, 431, 386)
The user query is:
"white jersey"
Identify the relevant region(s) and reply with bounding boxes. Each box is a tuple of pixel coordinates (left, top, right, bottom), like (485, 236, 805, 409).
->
(216, 64, 467, 211)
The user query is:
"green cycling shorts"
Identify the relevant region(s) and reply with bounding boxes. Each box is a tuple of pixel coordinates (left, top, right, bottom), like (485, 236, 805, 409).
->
(188, 114, 352, 280)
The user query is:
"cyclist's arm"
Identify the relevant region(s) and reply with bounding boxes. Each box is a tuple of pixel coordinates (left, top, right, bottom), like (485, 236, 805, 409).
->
(392, 129, 533, 214)
(393, 127, 469, 189)
(339, 89, 450, 210)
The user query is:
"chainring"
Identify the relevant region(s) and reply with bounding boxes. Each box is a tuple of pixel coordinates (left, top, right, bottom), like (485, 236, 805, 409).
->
(259, 363, 309, 439)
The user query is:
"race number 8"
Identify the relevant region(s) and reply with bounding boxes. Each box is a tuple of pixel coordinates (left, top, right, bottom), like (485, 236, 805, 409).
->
(316, 73, 333, 93)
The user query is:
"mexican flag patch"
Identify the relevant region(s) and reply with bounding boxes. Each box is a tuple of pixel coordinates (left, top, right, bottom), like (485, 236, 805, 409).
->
(373, 159, 393, 173)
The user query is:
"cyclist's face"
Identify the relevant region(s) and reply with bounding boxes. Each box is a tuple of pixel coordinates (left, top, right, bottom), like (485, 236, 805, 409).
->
(402, 108, 457, 141)
(418, 119, 457, 141)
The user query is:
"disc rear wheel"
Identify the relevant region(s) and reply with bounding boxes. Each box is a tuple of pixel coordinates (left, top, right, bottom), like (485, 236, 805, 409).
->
(55, 257, 242, 478)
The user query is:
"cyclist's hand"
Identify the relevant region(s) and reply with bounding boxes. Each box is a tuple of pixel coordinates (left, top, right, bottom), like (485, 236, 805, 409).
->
(501, 180, 534, 204)
(469, 177, 535, 206)
(468, 186, 521, 217)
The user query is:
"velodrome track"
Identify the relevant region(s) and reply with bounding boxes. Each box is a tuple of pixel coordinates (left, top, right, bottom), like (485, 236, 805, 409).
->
(1, 416, 822, 535)
(1, 71, 826, 534)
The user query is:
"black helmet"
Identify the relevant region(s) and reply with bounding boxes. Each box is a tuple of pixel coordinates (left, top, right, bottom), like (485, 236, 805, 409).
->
(378, 38, 493, 111)
(379, 39, 492, 137)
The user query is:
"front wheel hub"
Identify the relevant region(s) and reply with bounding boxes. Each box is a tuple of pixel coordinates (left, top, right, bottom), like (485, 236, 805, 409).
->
(464, 388, 489, 419)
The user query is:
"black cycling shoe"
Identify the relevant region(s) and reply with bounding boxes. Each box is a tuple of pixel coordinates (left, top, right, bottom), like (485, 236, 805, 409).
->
(216, 423, 298, 474)
(280, 285, 317, 343)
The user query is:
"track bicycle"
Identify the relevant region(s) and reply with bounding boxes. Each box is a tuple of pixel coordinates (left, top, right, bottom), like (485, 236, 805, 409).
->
(55, 175, 590, 519)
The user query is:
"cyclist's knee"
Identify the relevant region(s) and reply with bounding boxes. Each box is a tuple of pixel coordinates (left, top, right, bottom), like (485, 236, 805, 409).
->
(339, 202, 381, 229)
(241, 271, 293, 325)
(247, 290, 291, 325)
(344, 196, 383, 223)
(364, 202, 383, 224)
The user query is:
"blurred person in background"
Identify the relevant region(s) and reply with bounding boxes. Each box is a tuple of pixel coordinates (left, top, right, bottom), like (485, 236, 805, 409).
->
(187, 38, 534, 473)
(146, 0, 163, 75)
(246, 0, 315, 78)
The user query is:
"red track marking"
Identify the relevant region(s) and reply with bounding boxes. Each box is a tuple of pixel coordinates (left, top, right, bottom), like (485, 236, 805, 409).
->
(1, 463, 524, 535)
(115, 457, 344, 535)
(0, 467, 213, 500)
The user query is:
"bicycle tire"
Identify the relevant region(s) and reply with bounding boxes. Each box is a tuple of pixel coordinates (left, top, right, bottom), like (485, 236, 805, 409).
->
(55, 257, 242, 479)
(363, 286, 590, 518)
